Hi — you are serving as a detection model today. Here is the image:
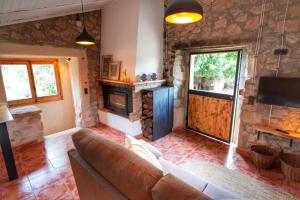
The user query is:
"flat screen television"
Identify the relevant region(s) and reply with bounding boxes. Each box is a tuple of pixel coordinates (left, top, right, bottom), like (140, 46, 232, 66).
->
(257, 77, 300, 108)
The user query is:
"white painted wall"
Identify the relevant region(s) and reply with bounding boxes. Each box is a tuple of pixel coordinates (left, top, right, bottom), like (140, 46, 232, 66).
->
(98, 110, 141, 136)
(36, 59, 76, 135)
(101, 0, 164, 82)
(0, 57, 76, 135)
(101, 0, 140, 82)
(68, 57, 83, 127)
(100, 0, 164, 134)
(135, 0, 164, 78)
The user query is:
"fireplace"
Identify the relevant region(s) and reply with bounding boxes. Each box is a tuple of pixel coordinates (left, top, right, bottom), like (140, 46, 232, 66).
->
(102, 84, 133, 118)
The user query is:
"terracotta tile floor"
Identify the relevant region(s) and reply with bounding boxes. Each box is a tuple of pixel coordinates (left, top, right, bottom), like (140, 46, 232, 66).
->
(0, 123, 299, 199)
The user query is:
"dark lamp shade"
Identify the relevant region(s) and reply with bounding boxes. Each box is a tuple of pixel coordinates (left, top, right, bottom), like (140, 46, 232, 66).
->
(75, 27, 96, 46)
(165, 0, 203, 24)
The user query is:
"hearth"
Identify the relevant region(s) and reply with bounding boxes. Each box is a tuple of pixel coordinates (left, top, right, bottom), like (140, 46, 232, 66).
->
(102, 84, 133, 118)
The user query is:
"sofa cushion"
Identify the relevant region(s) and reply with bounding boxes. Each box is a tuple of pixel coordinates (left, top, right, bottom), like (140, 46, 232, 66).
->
(125, 135, 162, 170)
(72, 129, 163, 200)
(159, 158, 208, 192)
(139, 139, 162, 159)
(152, 174, 212, 200)
(203, 184, 241, 200)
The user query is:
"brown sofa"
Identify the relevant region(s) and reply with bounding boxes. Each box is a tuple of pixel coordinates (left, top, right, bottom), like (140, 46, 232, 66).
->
(68, 129, 239, 200)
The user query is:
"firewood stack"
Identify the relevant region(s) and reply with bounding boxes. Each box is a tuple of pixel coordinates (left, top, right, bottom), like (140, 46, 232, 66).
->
(142, 91, 153, 140)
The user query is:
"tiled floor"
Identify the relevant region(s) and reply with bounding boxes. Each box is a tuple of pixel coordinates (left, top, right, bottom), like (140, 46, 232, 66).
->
(0, 123, 299, 199)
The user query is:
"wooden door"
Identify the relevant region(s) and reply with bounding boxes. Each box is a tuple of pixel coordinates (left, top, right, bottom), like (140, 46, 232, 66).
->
(187, 50, 242, 143)
(188, 94, 233, 141)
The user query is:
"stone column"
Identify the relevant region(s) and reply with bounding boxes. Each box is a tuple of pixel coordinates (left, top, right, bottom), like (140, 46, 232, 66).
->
(172, 50, 188, 128)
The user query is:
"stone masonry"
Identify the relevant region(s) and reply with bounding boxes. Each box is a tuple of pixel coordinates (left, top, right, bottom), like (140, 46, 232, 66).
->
(165, 0, 300, 152)
(0, 11, 101, 127)
(7, 106, 44, 147)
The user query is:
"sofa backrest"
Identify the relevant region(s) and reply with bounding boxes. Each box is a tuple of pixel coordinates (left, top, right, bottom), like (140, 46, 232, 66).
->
(68, 150, 128, 200)
(72, 129, 163, 200)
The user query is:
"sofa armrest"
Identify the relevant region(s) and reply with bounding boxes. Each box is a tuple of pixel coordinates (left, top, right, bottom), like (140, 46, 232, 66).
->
(152, 174, 212, 200)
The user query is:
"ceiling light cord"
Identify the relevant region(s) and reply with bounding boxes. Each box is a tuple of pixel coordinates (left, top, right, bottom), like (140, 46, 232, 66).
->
(275, 0, 289, 77)
(80, 0, 85, 27)
(75, 0, 95, 46)
(268, 0, 290, 127)
(252, 0, 267, 92)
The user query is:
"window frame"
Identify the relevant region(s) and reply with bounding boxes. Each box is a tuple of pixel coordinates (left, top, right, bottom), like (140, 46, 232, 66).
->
(188, 49, 242, 98)
(0, 59, 63, 107)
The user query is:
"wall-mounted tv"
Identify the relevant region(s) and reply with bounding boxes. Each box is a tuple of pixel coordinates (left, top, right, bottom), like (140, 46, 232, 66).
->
(257, 77, 300, 108)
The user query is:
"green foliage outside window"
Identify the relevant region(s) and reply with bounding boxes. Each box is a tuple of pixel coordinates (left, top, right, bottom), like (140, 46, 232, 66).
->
(1, 65, 32, 101)
(33, 64, 58, 97)
(193, 52, 238, 80)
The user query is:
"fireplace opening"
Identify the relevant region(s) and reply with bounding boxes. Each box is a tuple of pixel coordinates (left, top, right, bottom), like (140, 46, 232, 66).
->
(102, 84, 133, 118)
(109, 92, 126, 110)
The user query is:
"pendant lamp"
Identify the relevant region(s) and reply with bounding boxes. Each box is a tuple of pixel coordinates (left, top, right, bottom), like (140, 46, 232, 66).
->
(165, 0, 203, 24)
(75, 0, 95, 46)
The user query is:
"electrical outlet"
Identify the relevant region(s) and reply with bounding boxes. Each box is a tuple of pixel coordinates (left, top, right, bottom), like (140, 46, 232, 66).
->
(248, 96, 255, 105)
(274, 48, 288, 55)
(84, 88, 88, 95)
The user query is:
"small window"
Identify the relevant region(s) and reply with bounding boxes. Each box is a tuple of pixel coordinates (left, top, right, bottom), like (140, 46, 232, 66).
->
(0, 59, 62, 106)
(1, 63, 32, 101)
(190, 51, 240, 95)
(32, 63, 59, 97)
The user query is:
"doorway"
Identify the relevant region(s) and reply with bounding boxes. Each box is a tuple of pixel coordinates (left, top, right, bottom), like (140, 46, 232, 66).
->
(186, 49, 243, 143)
(0, 43, 93, 135)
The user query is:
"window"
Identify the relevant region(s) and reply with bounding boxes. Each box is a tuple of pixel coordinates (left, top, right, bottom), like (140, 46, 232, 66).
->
(189, 51, 240, 95)
(0, 59, 62, 106)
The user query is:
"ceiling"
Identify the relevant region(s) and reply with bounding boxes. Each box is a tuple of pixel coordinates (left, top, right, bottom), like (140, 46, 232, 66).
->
(0, 0, 112, 26)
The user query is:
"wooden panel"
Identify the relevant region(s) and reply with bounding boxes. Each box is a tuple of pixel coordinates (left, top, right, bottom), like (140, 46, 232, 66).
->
(188, 94, 233, 141)
(255, 125, 300, 140)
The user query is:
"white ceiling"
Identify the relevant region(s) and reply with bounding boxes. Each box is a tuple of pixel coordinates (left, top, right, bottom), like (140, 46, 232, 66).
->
(0, 0, 112, 26)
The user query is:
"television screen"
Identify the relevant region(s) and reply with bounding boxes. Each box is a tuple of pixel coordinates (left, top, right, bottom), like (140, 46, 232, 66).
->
(257, 77, 300, 108)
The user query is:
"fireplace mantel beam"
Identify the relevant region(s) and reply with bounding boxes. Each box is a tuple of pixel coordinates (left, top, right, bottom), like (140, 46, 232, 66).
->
(97, 78, 166, 87)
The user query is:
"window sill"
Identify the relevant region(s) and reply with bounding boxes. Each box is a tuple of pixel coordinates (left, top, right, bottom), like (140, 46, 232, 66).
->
(8, 96, 64, 107)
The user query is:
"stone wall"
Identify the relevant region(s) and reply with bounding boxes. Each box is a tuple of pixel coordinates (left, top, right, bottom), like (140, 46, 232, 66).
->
(0, 11, 101, 126)
(7, 106, 44, 147)
(165, 0, 300, 152)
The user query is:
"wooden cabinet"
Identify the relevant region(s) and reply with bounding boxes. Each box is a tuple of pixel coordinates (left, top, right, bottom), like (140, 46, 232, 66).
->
(141, 86, 174, 141)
